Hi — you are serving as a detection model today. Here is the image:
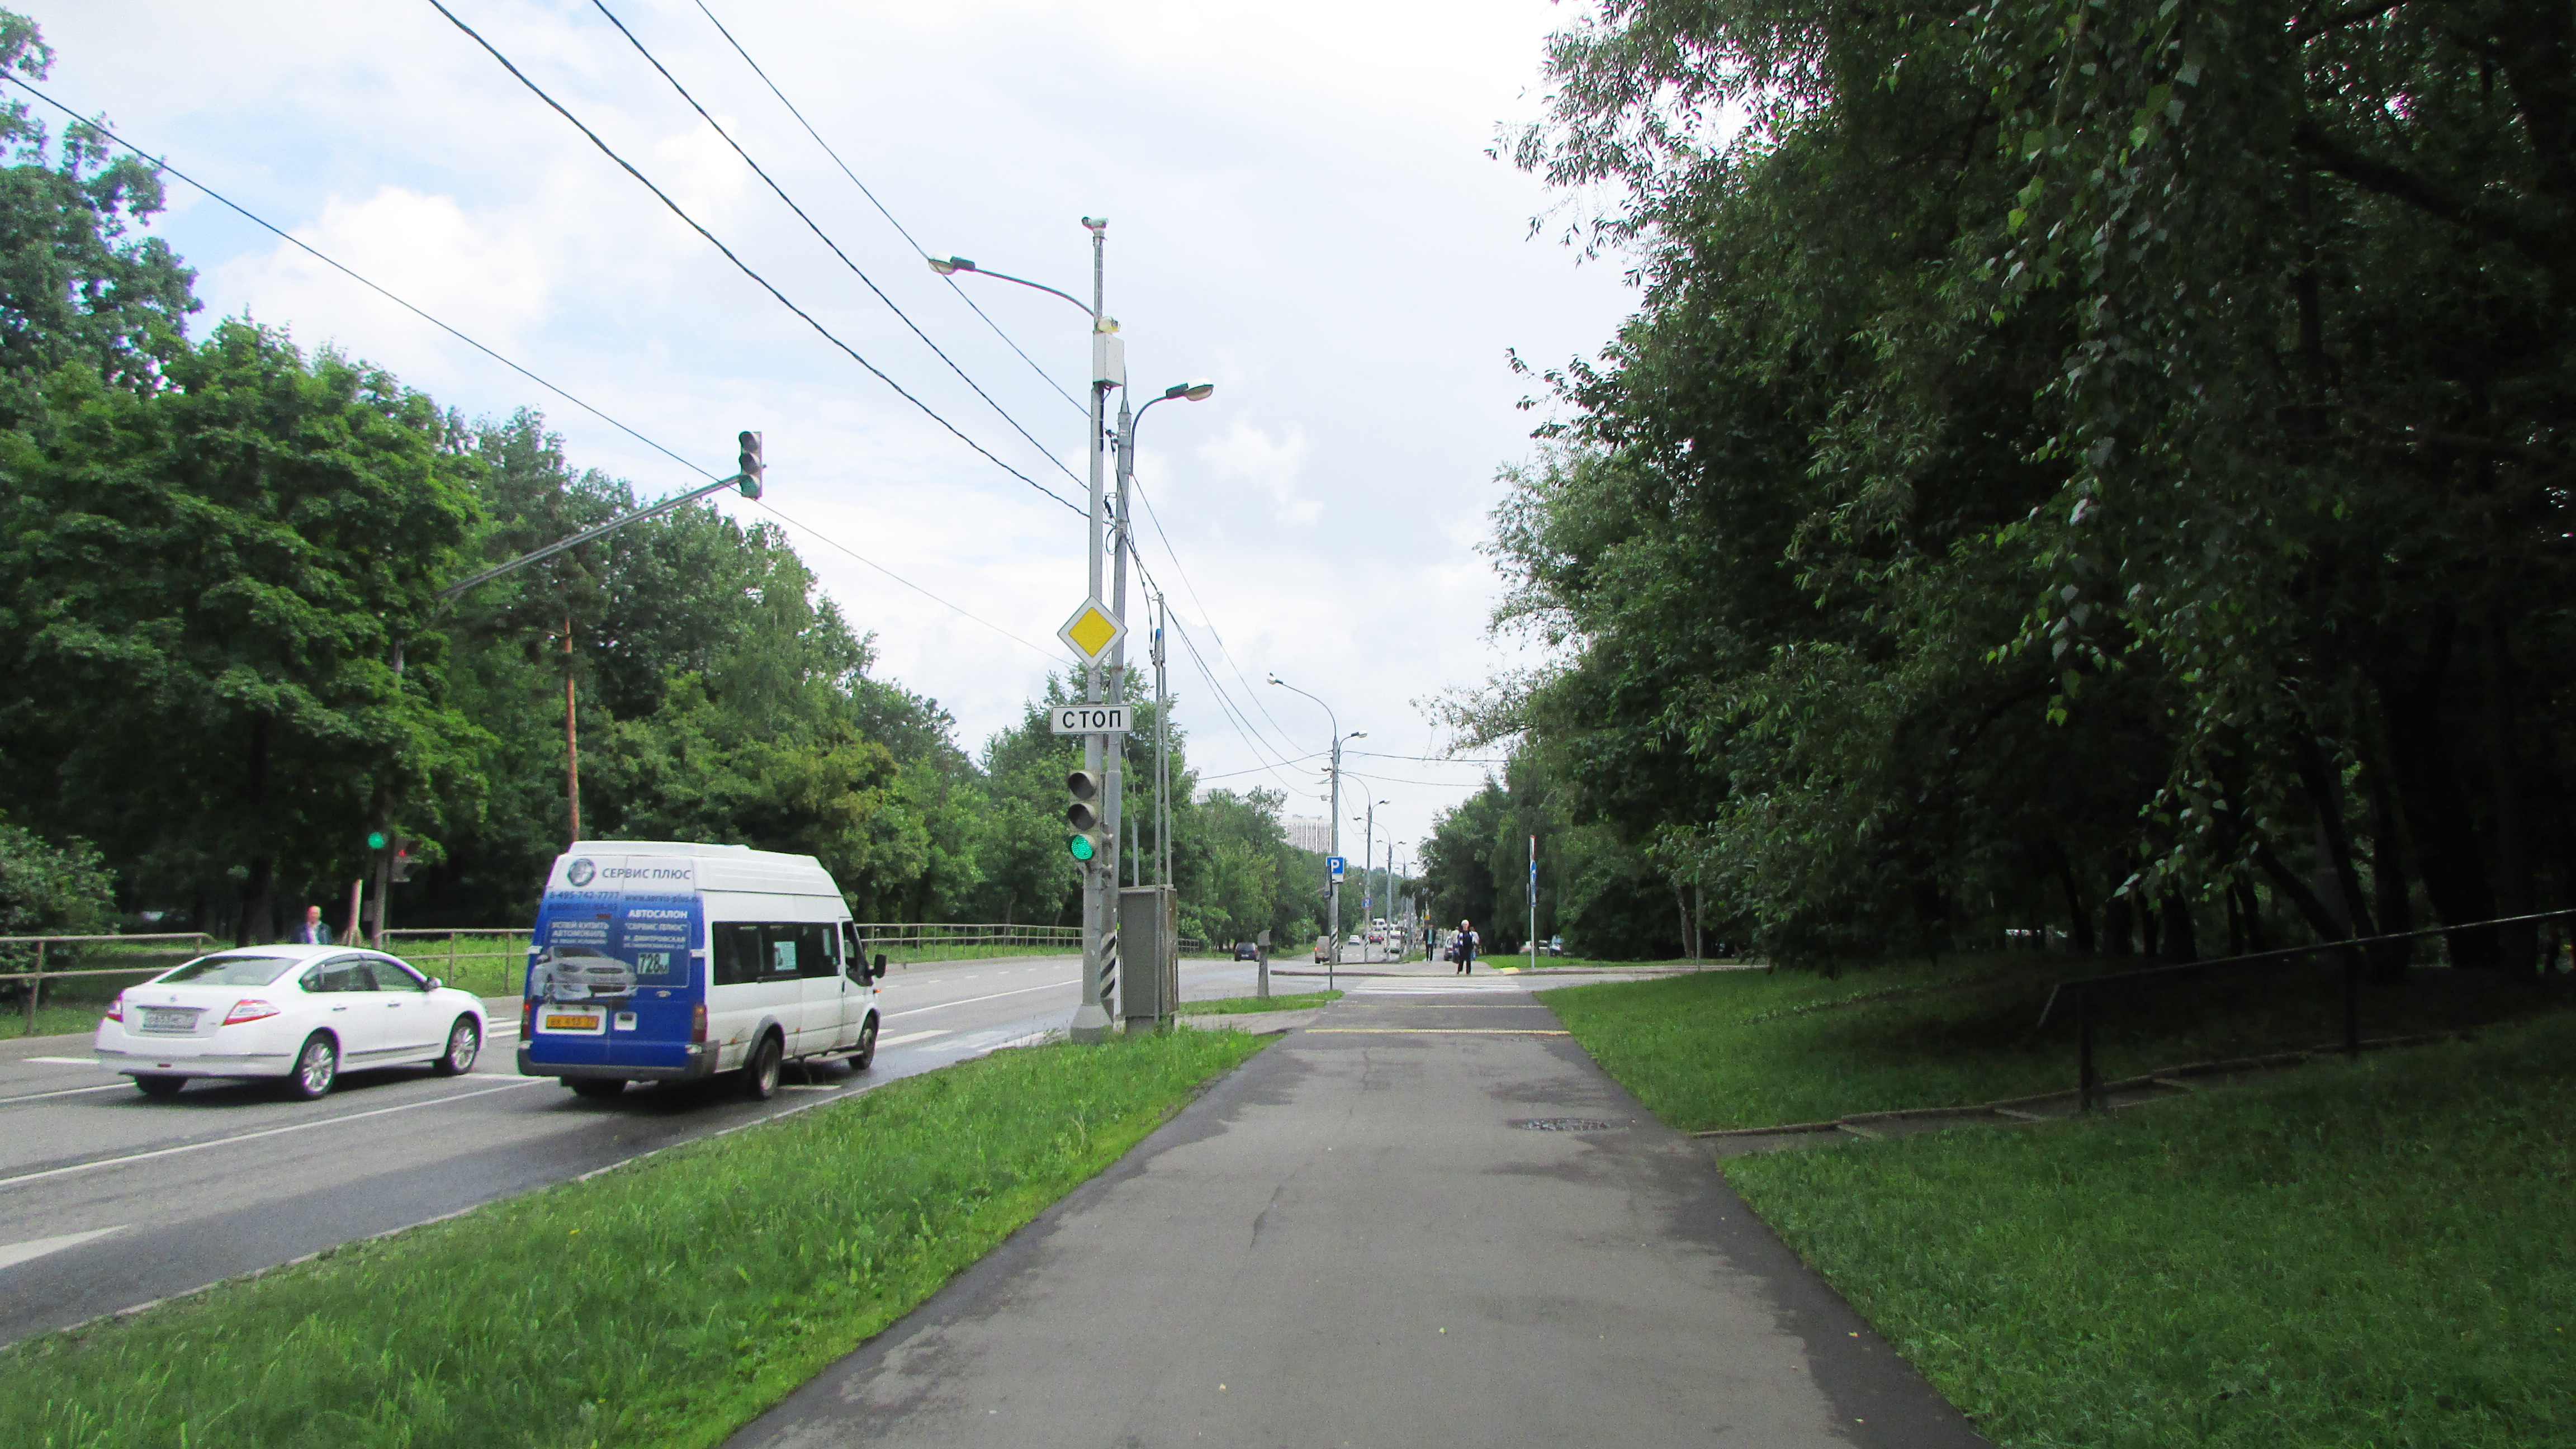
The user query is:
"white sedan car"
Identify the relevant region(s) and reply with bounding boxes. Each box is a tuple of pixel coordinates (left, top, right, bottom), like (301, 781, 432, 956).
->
(94, 944, 488, 1100)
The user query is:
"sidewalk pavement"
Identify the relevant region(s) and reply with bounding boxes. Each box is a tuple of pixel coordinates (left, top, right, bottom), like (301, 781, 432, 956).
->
(727, 981, 1991, 1449)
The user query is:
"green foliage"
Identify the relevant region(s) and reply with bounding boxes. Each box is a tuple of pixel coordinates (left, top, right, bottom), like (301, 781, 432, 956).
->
(0, 816, 112, 935)
(0, 1029, 1270, 1448)
(1723, 1016, 2576, 1448)
(1479, 0, 2576, 968)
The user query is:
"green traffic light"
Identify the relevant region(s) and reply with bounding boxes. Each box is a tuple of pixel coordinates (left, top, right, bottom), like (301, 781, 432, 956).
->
(1067, 834, 1096, 862)
(367, 830, 389, 851)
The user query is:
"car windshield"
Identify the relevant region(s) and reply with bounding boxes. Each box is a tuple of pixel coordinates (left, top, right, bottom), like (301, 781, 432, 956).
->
(158, 954, 301, 987)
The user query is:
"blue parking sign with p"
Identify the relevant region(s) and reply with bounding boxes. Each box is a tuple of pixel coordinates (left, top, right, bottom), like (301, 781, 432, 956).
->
(1328, 856, 1346, 881)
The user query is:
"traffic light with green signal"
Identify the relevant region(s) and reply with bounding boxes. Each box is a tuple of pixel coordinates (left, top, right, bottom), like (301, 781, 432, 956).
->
(1066, 769, 1103, 861)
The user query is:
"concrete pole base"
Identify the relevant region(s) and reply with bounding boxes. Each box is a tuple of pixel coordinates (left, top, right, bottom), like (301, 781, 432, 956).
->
(1069, 1002, 1116, 1043)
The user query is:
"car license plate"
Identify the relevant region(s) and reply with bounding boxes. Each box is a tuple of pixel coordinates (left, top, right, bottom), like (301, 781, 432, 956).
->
(544, 1012, 603, 1033)
(140, 1007, 198, 1033)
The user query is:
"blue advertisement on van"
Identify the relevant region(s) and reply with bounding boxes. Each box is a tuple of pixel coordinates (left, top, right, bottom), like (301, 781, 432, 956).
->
(521, 853, 705, 1081)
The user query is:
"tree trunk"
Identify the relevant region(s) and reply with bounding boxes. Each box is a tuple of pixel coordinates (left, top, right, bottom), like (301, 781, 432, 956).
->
(2477, 614, 2537, 970)
(2253, 841, 2366, 975)
(2295, 731, 2377, 940)
(2373, 610, 2502, 966)
(2361, 756, 2413, 982)
(2049, 841, 2095, 954)
(2158, 893, 2198, 963)
(2234, 878, 2270, 954)
(2103, 891, 2133, 957)
(237, 714, 275, 946)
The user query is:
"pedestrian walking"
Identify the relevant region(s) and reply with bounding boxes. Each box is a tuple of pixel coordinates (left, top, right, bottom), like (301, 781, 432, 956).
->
(1453, 918, 1477, 975)
(289, 905, 330, 945)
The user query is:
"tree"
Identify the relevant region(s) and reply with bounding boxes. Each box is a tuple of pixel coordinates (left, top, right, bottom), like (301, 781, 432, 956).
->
(0, 323, 483, 941)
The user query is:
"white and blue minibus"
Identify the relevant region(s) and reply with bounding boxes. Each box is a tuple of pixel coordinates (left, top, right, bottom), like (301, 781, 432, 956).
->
(516, 841, 884, 1100)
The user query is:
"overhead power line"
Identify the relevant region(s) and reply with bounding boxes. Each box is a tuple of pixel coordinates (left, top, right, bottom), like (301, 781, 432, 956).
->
(687, 0, 1085, 416)
(1126, 470, 1311, 760)
(424, 0, 1083, 517)
(0, 75, 712, 483)
(586, 0, 1083, 491)
(2, 74, 1073, 673)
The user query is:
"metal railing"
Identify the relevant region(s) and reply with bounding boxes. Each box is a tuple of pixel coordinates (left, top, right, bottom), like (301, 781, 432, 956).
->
(0, 934, 217, 1035)
(849, 922, 1081, 967)
(2037, 906, 2576, 1111)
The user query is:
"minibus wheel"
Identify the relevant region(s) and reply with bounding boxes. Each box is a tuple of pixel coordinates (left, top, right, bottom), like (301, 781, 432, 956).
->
(851, 1016, 878, 1071)
(744, 1030, 783, 1101)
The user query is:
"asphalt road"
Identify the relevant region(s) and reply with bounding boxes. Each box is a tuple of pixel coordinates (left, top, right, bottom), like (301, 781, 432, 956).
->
(0, 951, 1281, 1347)
(730, 973, 1990, 1449)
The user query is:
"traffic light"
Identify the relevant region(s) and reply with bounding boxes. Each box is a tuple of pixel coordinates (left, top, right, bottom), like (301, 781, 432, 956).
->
(736, 430, 764, 499)
(1066, 769, 1103, 861)
(366, 829, 389, 852)
(389, 836, 417, 883)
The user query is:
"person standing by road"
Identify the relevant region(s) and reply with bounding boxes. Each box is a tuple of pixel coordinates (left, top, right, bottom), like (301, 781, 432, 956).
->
(1453, 919, 1478, 975)
(289, 905, 330, 945)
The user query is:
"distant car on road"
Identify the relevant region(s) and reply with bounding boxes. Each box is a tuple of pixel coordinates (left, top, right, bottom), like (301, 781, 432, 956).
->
(1230, 941, 1262, 962)
(95, 945, 487, 1100)
(1314, 935, 1329, 963)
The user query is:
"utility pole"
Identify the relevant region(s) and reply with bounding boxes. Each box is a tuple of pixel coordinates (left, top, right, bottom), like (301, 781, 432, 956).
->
(564, 616, 581, 844)
(1154, 591, 1169, 889)
(1530, 833, 1539, 972)
(1072, 217, 1119, 1044)
(1328, 733, 1342, 988)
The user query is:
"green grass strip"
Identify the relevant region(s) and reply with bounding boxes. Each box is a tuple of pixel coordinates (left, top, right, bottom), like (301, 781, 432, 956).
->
(1721, 1014, 2576, 1448)
(1545, 954, 2569, 1130)
(1176, 989, 1341, 1015)
(0, 1029, 1268, 1449)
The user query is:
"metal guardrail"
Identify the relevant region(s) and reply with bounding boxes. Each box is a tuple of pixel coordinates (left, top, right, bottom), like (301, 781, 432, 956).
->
(0, 934, 217, 1035)
(2036, 906, 2576, 1111)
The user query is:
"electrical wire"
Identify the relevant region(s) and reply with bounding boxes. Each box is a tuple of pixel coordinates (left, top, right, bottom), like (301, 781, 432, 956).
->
(424, 0, 1083, 517)
(3, 74, 1081, 675)
(586, 0, 1085, 492)
(750, 500, 1058, 662)
(686, 0, 1084, 415)
(0, 75, 714, 484)
(1125, 468, 1310, 759)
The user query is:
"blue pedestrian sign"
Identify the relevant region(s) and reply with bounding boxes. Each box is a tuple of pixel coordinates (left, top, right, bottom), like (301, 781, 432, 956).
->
(1328, 856, 1346, 882)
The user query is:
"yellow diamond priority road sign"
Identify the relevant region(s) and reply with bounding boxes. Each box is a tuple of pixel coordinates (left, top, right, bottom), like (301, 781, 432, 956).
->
(1057, 597, 1126, 661)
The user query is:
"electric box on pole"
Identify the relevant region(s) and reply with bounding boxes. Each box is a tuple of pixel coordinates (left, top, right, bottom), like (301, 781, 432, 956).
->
(1118, 885, 1178, 1029)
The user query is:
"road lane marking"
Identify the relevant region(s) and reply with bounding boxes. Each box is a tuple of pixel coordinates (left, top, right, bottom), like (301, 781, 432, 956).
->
(0, 1083, 131, 1106)
(878, 1029, 949, 1048)
(1303, 1029, 1570, 1036)
(886, 981, 1071, 1018)
(23, 1057, 98, 1066)
(0, 1079, 547, 1191)
(0, 1225, 125, 1271)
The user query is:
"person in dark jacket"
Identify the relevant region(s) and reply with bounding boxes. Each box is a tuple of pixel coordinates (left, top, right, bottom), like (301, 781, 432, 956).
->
(1453, 919, 1477, 975)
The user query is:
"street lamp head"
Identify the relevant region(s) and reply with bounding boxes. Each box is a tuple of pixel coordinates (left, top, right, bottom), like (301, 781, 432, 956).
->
(1350, 731, 1368, 740)
(1164, 379, 1215, 402)
(1082, 215, 1108, 232)
(927, 255, 976, 276)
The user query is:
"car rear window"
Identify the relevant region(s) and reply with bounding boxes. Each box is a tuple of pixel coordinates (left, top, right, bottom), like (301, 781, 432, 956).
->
(158, 954, 301, 986)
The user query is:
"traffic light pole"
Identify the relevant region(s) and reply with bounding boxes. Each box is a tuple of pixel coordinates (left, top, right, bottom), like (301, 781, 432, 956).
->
(1072, 218, 1116, 1044)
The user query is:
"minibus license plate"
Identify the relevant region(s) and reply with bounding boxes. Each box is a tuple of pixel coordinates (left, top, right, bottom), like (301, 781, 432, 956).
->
(544, 1011, 603, 1033)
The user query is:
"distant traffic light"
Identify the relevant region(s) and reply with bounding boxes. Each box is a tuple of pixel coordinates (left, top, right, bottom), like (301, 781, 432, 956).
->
(1067, 769, 1103, 861)
(389, 836, 417, 883)
(366, 829, 389, 852)
(736, 430, 764, 499)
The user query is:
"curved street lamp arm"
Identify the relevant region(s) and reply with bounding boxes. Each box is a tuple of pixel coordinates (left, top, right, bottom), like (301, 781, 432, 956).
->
(931, 257, 1093, 316)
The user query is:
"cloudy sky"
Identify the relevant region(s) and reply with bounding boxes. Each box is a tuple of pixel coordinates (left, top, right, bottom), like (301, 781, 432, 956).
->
(39, 0, 1636, 862)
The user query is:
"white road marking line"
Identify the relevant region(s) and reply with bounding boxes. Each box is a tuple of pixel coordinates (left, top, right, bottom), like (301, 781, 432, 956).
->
(23, 1057, 98, 1066)
(886, 981, 1070, 1018)
(0, 1078, 547, 1192)
(0, 1082, 130, 1105)
(878, 1029, 949, 1048)
(0, 1225, 125, 1271)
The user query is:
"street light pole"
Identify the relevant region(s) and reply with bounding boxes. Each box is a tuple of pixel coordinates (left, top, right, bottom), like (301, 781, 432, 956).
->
(1270, 676, 1358, 989)
(1114, 380, 1212, 898)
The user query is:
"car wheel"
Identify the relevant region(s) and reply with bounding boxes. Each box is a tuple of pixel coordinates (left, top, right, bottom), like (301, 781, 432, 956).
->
(432, 1016, 481, 1076)
(286, 1033, 338, 1100)
(850, 1015, 878, 1072)
(569, 1077, 626, 1099)
(134, 1073, 185, 1098)
(742, 1031, 783, 1101)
